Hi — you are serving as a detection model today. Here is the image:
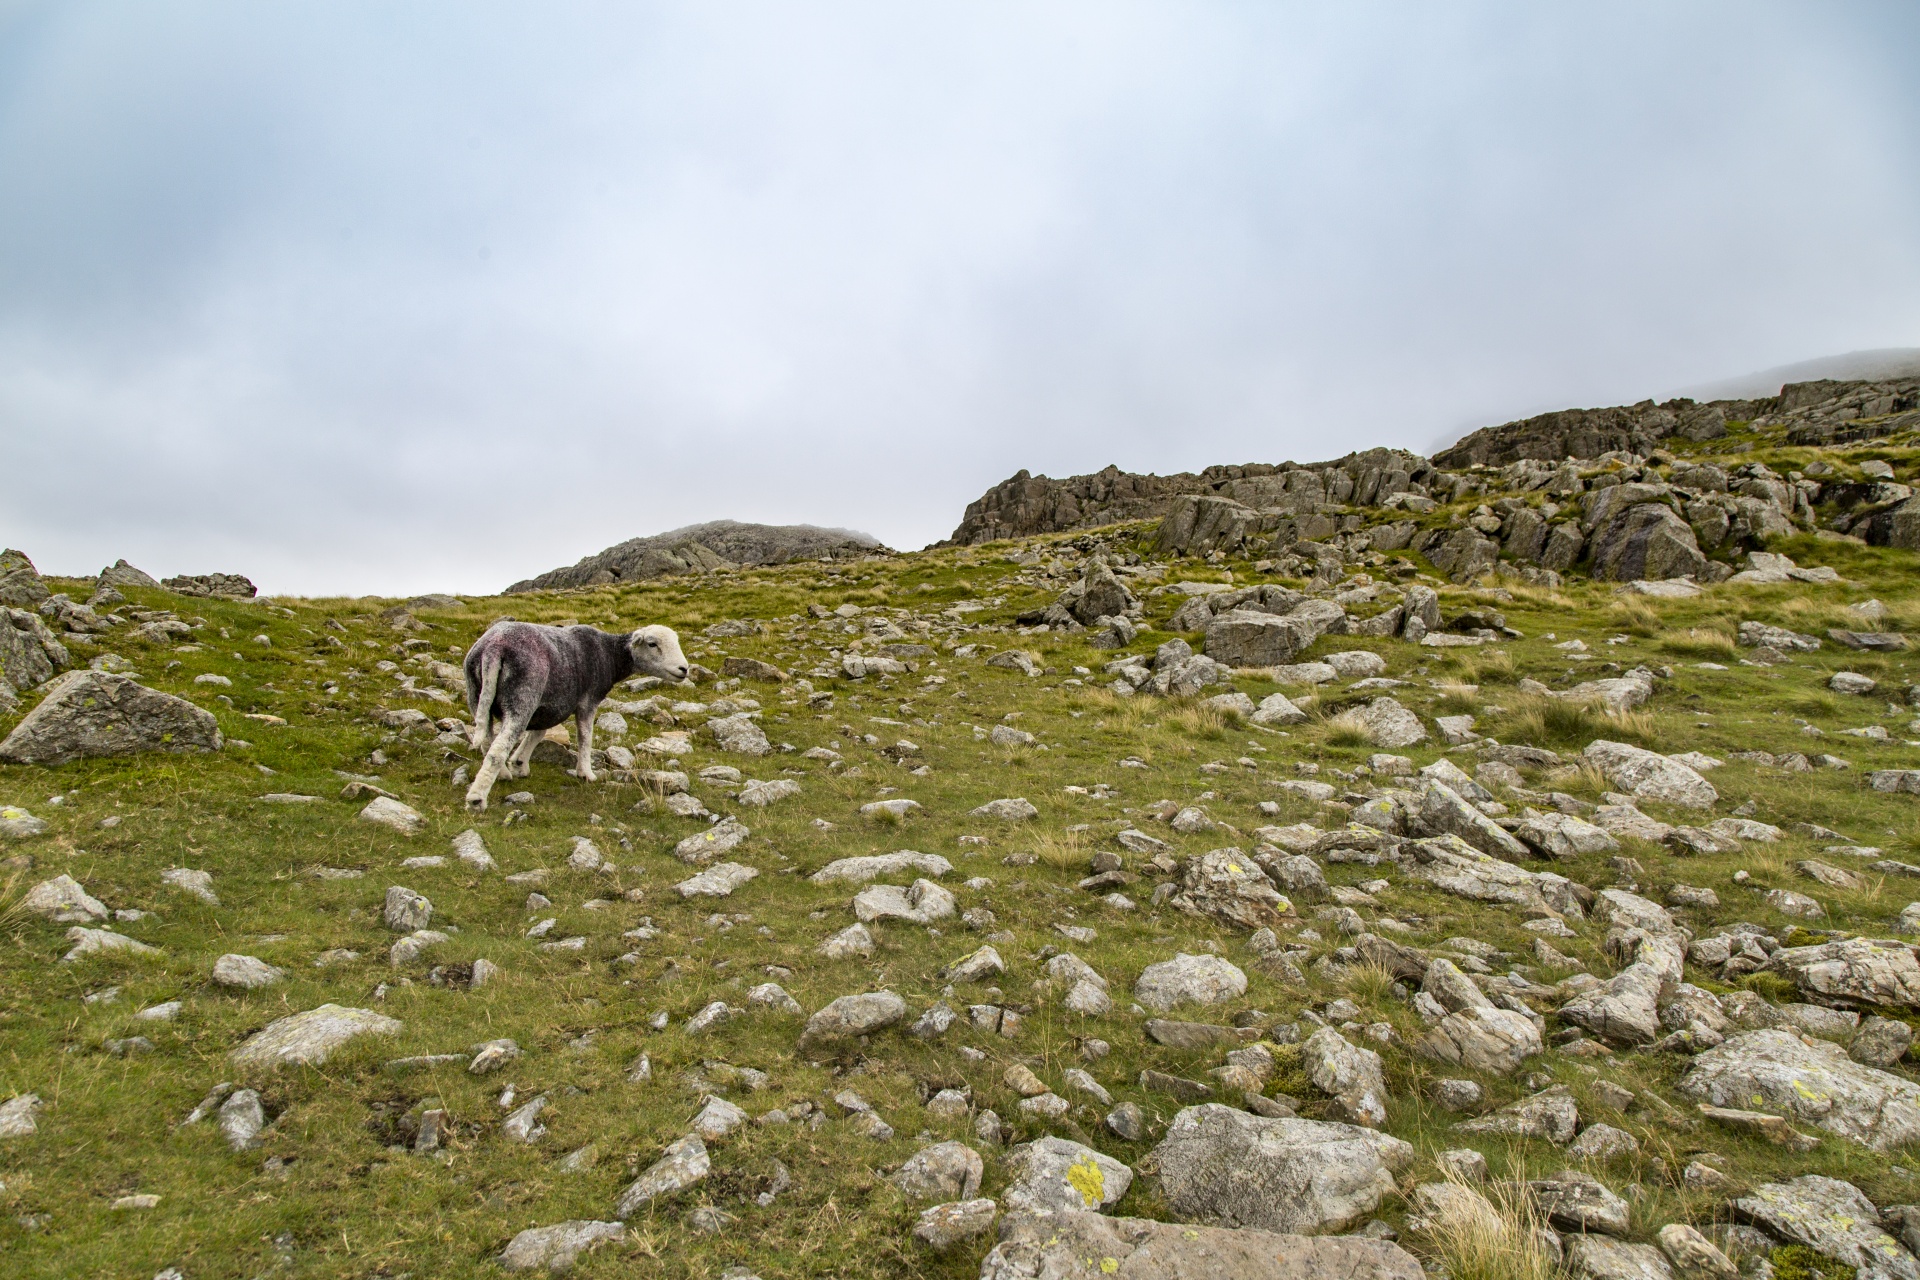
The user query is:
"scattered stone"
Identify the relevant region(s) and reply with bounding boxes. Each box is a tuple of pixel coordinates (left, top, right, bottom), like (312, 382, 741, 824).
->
(1134, 954, 1248, 1012)
(913, 1198, 998, 1250)
(1001, 1135, 1133, 1214)
(614, 1134, 710, 1216)
(498, 1221, 627, 1272)
(979, 1210, 1426, 1280)
(212, 954, 285, 990)
(1679, 1029, 1920, 1150)
(229, 1005, 404, 1068)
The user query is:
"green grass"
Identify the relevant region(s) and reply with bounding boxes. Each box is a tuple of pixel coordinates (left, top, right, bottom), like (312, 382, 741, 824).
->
(5, 511, 1920, 1277)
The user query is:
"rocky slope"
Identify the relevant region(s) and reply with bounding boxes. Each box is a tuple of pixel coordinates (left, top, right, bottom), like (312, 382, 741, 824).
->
(509, 520, 889, 593)
(7, 398, 1920, 1280)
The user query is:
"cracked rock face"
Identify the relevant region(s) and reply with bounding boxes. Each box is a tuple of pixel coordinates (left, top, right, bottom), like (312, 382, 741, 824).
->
(1133, 954, 1248, 1013)
(614, 1134, 710, 1217)
(1168, 848, 1291, 931)
(1150, 1105, 1413, 1234)
(1583, 739, 1718, 809)
(1678, 1030, 1920, 1151)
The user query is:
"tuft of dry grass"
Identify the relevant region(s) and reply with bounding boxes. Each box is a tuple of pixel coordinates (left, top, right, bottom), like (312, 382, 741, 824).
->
(1415, 1163, 1561, 1280)
(1168, 703, 1233, 737)
(1434, 682, 1482, 716)
(1032, 828, 1091, 871)
(1658, 626, 1738, 658)
(1609, 595, 1660, 636)
(1322, 709, 1373, 748)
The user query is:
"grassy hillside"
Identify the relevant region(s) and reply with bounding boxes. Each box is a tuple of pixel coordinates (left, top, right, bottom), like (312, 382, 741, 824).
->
(5, 505, 1920, 1278)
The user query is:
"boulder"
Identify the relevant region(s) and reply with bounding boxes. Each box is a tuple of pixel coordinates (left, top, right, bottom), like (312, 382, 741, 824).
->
(852, 878, 956, 924)
(1515, 810, 1620, 860)
(1568, 1237, 1677, 1280)
(706, 713, 770, 755)
(979, 1210, 1426, 1280)
(1418, 1005, 1543, 1076)
(809, 852, 952, 884)
(1349, 697, 1427, 748)
(798, 990, 908, 1046)
(1168, 848, 1291, 931)
(1582, 740, 1717, 809)
(915, 1199, 999, 1250)
(1679, 1029, 1920, 1150)
(1301, 1028, 1388, 1127)
(0, 550, 50, 607)
(1768, 937, 1920, 1008)
(498, 1220, 627, 1273)
(1418, 781, 1532, 860)
(1251, 692, 1308, 726)
(21, 875, 108, 924)
(0, 671, 222, 765)
(1134, 954, 1248, 1013)
(1588, 503, 1710, 582)
(1530, 1169, 1631, 1237)
(1457, 1085, 1579, 1144)
(892, 1141, 985, 1202)
(1001, 1135, 1133, 1214)
(1205, 610, 1326, 668)
(229, 1005, 404, 1068)
(675, 862, 759, 898)
(1734, 1176, 1920, 1280)
(613, 1134, 710, 1216)
(1149, 1105, 1414, 1234)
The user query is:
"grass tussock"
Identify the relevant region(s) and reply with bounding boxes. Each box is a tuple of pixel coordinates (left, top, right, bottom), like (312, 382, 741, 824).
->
(1416, 1165, 1561, 1280)
(1658, 626, 1738, 659)
(1501, 696, 1655, 749)
(1168, 703, 1233, 738)
(1322, 709, 1373, 748)
(1032, 828, 1091, 871)
(1608, 595, 1661, 637)
(1434, 683, 1482, 716)
(1449, 648, 1517, 686)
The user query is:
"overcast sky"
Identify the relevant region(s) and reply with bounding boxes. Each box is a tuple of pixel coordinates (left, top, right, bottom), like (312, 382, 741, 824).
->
(2, 3, 1917, 596)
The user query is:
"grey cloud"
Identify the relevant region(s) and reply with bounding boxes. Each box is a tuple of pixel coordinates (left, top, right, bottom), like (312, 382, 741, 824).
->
(1, 2, 1916, 594)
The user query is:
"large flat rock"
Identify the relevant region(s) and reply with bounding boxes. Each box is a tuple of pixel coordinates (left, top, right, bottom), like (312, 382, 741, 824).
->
(230, 1004, 404, 1069)
(0, 671, 222, 765)
(979, 1210, 1426, 1280)
(1678, 1029, 1920, 1150)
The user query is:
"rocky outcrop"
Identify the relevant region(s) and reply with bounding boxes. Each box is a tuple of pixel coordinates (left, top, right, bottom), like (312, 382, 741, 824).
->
(1435, 377, 1918, 468)
(1678, 1029, 1920, 1150)
(510, 520, 887, 592)
(947, 450, 1436, 547)
(0, 550, 50, 608)
(161, 572, 257, 598)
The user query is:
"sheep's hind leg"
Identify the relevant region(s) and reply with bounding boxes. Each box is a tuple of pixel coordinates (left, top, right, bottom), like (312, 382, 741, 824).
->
(507, 729, 541, 779)
(465, 716, 527, 810)
(574, 708, 597, 782)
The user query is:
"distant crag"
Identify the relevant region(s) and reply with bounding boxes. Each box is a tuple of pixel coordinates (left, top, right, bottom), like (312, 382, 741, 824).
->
(946, 451, 1436, 547)
(1434, 377, 1920, 468)
(508, 520, 888, 593)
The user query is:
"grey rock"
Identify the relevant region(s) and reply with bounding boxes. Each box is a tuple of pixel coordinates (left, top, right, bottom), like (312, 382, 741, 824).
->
(0, 1093, 42, 1138)
(1678, 1029, 1920, 1150)
(1457, 1085, 1579, 1144)
(0, 671, 221, 765)
(218, 1088, 266, 1150)
(61, 926, 161, 961)
(1134, 953, 1248, 1012)
(809, 851, 953, 884)
(383, 886, 433, 932)
(21, 875, 108, 923)
(675, 862, 759, 898)
(707, 713, 770, 756)
(891, 1141, 983, 1201)
(162, 866, 218, 905)
(673, 816, 750, 864)
(1530, 1169, 1631, 1237)
(1432, 1079, 1484, 1112)
(1107, 1101, 1147, 1141)
(1349, 697, 1427, 748)
(1769, 937, 1920, 1008)
(1735, 1176, 1920, 1280)
(979, 1210, 1427, 1280)
(1656, 1224, 1739, 1280)
(1002, 1135, 1133, 1214)
(798, 990, 907, 1046)
(914, 1198, 998, 1250)
(1853, 1017, 1916, 1068)
(229, 1004, 404, 1068)
(1583, 740, 1717, 809)
(1149, 1105, 1414, 1234)
(499, 1220, 627, 1272)
(212, 954, 285, 990)
(1169, 848, 1291, 931)
(852, 878, 955, 924)
(614, 1133, 710, 1216)
(1567, 1236, 1676, 1280)
(970, 797, 1039, 821)
(1419, 780, 1531, 860)
(1302, 1028, 1388, 1127)
(1567, 1122, 1641, 1161)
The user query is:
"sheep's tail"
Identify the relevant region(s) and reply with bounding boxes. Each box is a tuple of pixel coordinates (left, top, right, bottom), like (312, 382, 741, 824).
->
(469, 651, 501, 740)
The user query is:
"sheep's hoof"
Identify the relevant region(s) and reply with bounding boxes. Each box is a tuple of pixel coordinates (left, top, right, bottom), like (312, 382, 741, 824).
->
(464, 794, 489, 812)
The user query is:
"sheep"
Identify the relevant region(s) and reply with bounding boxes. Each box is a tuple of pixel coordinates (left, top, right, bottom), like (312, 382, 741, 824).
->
(462, 620, 688, 811)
